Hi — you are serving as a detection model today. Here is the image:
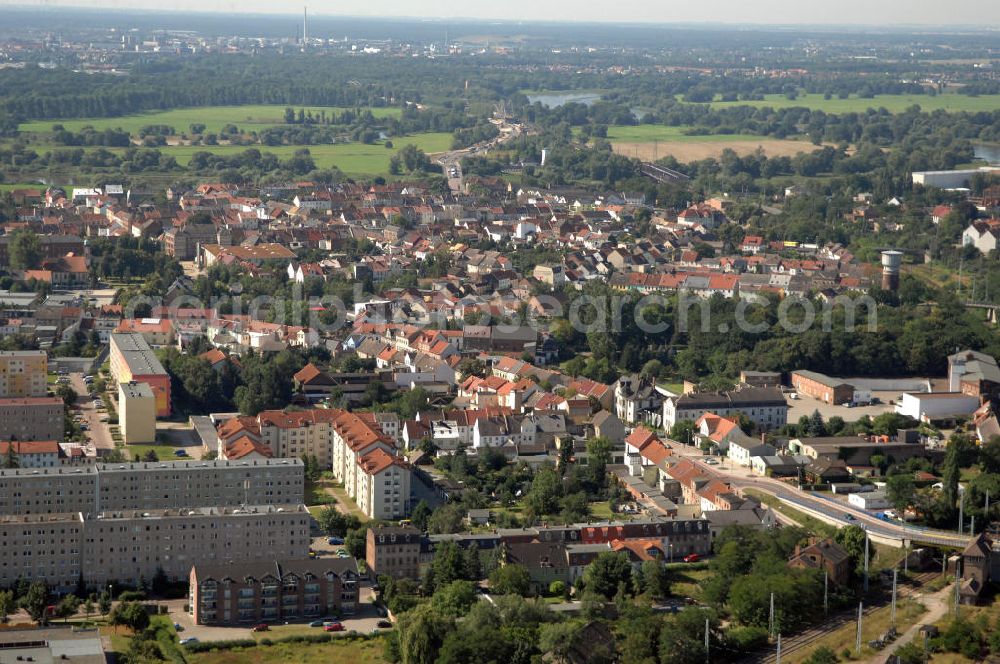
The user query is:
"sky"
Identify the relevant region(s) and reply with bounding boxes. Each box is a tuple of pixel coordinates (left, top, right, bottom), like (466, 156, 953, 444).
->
(4, 0, 1000, 27)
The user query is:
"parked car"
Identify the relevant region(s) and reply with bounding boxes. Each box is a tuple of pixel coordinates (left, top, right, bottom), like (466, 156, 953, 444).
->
(179, 638, 199, 646)
(309, 620, 325, 627)
(251, 623, 269, 632)
(324, 623, 344, 632)
(704, 459, 719, 465)
(173, 449, 188, 457)
(376, 620, 392, 628)
(683, 553, 701, 563)
(327, 536, 344, 545)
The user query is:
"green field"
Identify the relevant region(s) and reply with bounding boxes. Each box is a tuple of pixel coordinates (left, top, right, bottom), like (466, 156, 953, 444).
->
(18, 104, 402, 135)
(603, 124, 773, 143)
(150, 133, 453, 174)
(698, 92, 1000, 113)
(188, 637, 388, 664)
(0, 182, 46, 193)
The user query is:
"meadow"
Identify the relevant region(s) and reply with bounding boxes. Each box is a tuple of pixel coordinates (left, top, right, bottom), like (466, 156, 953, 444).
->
(153, 133, 453, 174)
(18, 104, 402, 135)
(602, 124, 821, 161)
(699, 92, 1000, 113)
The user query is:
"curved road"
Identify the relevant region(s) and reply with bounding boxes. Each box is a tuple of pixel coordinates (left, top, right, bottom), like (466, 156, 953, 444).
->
(679, 453, 971, 549)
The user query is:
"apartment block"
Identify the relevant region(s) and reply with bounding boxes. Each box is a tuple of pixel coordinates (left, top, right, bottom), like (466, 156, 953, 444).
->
(0, 504, 311, 591)
(189, 557, 360, 626)
(356, 449, 411, 521)
(109, 333, 171, 417)
(0, 396, 65, 442)
(82, 504, 311, 586)
(218, 409, 411, 520)
(0, 350, 47, 398)
(0, 440, 61, 468)
(0, 513, 84, 591)
(0, 458, 305, 515)
(366, 525, 424, 581)
(119, 381, 156, 444)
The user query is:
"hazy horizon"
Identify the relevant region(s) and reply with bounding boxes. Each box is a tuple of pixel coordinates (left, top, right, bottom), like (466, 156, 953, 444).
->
(2, 0, 1000, 28)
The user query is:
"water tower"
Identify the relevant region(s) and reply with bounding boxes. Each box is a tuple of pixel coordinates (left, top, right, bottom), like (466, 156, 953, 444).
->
(881, 250, 903, 291)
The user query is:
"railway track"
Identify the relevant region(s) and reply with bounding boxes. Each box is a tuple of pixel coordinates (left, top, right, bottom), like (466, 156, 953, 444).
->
(739, 572, 944, 664)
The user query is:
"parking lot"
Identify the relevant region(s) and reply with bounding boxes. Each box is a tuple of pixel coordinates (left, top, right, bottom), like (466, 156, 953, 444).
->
(166, 587, 388, 644)
(786, 390, 898, 422)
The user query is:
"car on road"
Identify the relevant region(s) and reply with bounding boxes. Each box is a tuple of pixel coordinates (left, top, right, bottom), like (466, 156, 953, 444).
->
(683, 553, 701, 563)
(704, 459, 719, 465)
(251, 623, 269, 632)
(376, 620, 392, 628)
(844, 513, 856, 521)
(179, 638, 199, 646)
(309, 620, 325, 627)
(324, 622, 344, 632)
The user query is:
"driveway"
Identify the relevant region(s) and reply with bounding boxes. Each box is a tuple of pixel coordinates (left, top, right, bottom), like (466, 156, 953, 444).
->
(69, 372, 114, 451)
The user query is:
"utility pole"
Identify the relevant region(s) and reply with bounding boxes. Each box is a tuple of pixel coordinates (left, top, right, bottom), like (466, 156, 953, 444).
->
(769, 592, 775, 638)
(856, 602, 863, 656)
(704, 618, 710, 664)
(863, 529, 870, 593)
(891, 568, 898, 628)
(954, 570, 961, 617)
(959, 492, 964, 534)
(904, 542, 909, 576)
(775, 634, 781, 664)
(823, 569, 828, 615)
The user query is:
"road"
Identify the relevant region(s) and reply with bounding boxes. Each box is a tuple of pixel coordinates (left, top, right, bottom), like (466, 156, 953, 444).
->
(669, 445, 972, 549)
(435, 117, 526, 194)
(69, 372, 114, 451)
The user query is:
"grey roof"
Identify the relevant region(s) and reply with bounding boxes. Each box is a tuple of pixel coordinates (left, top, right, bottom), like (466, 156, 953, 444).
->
(193, 556, 358, 582)
(793, 369, 851, 388)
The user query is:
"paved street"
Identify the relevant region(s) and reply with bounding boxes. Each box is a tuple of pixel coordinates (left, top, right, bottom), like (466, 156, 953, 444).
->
(668, 444, 971, 548)
(69, 372, 115, 451)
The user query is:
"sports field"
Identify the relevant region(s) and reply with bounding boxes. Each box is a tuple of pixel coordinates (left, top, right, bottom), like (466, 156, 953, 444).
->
(152, 132, 453, 174)
(696, 92, 1000, 113)
(603, 124, 821, 161)
(18, 104, 402, 135)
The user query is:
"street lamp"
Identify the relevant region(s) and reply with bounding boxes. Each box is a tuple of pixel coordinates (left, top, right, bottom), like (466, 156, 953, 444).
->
(669, 542, 673, 564)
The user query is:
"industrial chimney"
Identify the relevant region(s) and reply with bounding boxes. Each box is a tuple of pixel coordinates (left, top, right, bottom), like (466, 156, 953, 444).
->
(881, 250, 903, 291)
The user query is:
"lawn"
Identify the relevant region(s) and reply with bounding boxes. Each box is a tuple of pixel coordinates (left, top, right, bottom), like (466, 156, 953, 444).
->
(670, 567, 712, 601)
(695, 92, 1000, 114)
(124, 443, 188, 461)
(587, 501, 617, 520)
(18, 104, 402, 135)
(188, 637, 388, 664)
(744, 489, 838, 538)
(0, 181, 48, 193)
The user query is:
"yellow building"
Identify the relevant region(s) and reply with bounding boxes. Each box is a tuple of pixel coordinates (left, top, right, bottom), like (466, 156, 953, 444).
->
(119, 381, 156, 444)
(0, 350, 47, 398)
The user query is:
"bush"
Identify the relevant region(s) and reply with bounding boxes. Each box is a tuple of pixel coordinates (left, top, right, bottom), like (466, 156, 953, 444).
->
(726, 625, 769, 651)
